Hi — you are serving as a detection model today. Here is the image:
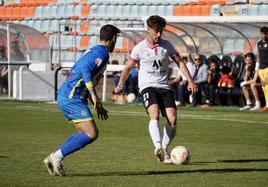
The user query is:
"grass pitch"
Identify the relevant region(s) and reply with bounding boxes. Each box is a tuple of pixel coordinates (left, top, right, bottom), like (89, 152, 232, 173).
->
(0, 100, 268, 187)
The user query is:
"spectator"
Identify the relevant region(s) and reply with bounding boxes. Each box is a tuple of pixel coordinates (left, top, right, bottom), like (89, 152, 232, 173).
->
(217, 56, 236, 105)
(239, 52, 261, 111)
(203, 57, 220, 107)
(188, 54, 209, 106)
(11, 41, 26, 61)
(127, 65, 140, 102)
(0, 45, 8, 94)
(169, 56, 193, 106)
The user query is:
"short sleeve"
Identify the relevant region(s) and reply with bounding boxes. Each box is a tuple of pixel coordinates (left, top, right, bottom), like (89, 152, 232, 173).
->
(129, 45, 140, 62)
(165, 40, 180, 60)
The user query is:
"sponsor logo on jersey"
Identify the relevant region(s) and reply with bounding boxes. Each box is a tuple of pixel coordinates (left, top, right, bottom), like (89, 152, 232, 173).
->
(95, 58, 102, 66)
(81, 110, 87, 116)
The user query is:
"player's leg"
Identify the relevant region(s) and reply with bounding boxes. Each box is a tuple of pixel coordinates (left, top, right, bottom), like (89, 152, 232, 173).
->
(44, 97, 96, 176)
(259, 68, 268, 111)
(162, 108, 177, 164)
(160, 89, 177, 164)
(141, 88, 163, 161)
(240, 86, 252, 110)
(147, 104, 165, 161)
(250, 83, 261, 111)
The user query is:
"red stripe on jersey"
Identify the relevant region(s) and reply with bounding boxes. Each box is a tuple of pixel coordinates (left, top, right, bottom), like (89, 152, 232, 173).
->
(154, 47, 158, 56)
(129, 56, 140, 64)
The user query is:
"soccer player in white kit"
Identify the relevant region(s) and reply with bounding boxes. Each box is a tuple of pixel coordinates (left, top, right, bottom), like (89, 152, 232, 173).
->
(115, 16, 197, 163)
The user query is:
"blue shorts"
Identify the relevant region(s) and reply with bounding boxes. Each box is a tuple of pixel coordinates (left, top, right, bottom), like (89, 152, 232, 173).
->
(57, 95, 93, 123)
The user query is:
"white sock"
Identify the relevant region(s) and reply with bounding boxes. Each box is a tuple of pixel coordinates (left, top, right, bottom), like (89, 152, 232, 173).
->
(149, 120, 162, 149)
(255, 100, 261, 107)
(54, 149, 63, 160)
(162, 123, 176, 151)
(246, 100, 252, 106)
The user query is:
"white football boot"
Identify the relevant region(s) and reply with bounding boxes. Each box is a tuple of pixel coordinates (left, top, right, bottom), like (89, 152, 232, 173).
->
(250, 105, 260, 111)
(239, 105, 251, 111)
(163, 150, 173, 164)
(154, 147, 164, 162)
(44, 153, 65, 176)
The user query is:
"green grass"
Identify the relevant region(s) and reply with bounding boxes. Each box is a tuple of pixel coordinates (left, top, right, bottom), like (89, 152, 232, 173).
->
(0, 100, 268, 187)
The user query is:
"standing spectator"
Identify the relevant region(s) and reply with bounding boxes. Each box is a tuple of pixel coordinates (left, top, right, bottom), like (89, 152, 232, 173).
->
(0, 45, 8, 94)
(257, 26, 268, 112)
(239, 53, 261, 111)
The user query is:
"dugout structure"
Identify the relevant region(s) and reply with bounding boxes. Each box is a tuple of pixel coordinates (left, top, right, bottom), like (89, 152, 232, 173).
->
(119, 16, 268, 58)
(0, 22, 50, 98)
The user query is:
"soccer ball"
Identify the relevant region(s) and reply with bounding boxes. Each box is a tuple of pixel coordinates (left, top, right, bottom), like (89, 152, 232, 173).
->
(170, 146, 191, 165)
(127, 93, 136, 103)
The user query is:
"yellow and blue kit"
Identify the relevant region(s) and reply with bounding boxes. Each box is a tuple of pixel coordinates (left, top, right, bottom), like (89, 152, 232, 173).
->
(57, 45, 109, 123)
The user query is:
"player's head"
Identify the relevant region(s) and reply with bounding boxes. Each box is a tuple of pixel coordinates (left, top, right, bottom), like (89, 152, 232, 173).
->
(100, 24, 120, 52)
(244, 52, 256, 68)
(260, 26, 268, 42)
(146, 15, 166, 44)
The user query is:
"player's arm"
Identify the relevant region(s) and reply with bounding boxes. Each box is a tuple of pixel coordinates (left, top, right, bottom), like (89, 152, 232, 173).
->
(114, 59, 136, 93)
(244, 70, 259, 86)
(81, 55, 108, 120)
(173, 55, 198, 93)
(85, 82, 108, 120)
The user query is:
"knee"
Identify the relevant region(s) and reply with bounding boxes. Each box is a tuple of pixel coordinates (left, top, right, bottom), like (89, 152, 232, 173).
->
(250, 83, 256, 89)
(168, 116, 177, 126)
(84, 128, 99, 140)
(88, 130, 99, 140)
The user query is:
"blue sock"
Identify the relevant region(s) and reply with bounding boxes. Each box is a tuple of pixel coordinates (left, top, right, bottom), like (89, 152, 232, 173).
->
(60, 132, 93, 157)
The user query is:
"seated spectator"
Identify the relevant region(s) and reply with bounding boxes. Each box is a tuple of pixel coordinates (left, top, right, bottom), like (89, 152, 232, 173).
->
(239, 52, 262, 111)
(0, 45, 8, 94)
(127, 65, 140, 102)
(217, 56, 238, 105)
(202, 57, 220, 107)
(188, 54, 209, 106)
(169, 56, 192, 106)
(111, 59, 131, 104)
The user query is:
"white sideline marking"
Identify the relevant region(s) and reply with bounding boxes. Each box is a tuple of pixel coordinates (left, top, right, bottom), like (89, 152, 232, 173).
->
(4, 105, 267, 125)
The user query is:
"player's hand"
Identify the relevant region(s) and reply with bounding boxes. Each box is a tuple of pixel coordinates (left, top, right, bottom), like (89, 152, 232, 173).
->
(114, 84, 123, 94)
(187, 81, 198, 93)
(96, 105, 109, 120)
(91, 95, 108, 120)
(240, 81, 247, 87)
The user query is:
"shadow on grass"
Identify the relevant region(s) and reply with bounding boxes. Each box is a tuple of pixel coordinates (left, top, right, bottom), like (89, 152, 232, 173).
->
(68, 168, 268, 177)
(192, 159, 268, 165)
(0, 155, 8, 159)
(219, 159, 268, 163)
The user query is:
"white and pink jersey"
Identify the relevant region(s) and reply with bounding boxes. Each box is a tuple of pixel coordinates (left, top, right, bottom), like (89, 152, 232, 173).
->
(130, 38, 179, 92)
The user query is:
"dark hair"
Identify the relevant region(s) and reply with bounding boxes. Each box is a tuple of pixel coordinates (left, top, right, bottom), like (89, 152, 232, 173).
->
(0, 45, 5, 53)
(260, 26, 268, 33)
(182, 56, 188, 61)
(146, 15, 166, 31)
(244, 52, 256, 62)
(100, 24, 120, 42)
